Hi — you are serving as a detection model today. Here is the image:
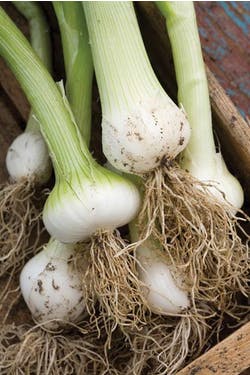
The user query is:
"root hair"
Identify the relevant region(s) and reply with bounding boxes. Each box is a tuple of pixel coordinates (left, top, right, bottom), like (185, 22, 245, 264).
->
(138, 165, 249, 326)
(82, 230, 148, 332)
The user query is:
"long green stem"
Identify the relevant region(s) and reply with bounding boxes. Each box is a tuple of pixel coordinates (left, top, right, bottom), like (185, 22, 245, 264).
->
(83, 2, 165, 114)
(13, 1, 52, 133)
(0, 6, 94, 178)
(157, 2, 216, 173)
(53, 2, 93, 145)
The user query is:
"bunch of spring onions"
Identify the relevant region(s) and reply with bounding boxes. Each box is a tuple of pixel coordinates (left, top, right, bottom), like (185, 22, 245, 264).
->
(0, 2, 144, 373)
(0, 1, 249, 375)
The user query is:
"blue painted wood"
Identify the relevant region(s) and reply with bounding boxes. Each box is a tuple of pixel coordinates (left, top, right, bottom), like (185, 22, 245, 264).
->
(196, 2, 250, 121)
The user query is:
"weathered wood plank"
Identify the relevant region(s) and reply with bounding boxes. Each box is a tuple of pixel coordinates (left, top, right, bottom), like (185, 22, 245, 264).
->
(176, 322, 250, 375)
(195, 2, 250, 120)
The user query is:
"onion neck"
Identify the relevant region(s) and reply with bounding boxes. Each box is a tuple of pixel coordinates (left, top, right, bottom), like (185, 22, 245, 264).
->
(83, 2, 165, 115)
(157, 2, 216, 173)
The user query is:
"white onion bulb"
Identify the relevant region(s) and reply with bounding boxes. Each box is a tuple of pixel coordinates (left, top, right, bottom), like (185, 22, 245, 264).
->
(137, 241, 189, 314)
(20, 239, 87, 327)
(6, 130, 51, 184)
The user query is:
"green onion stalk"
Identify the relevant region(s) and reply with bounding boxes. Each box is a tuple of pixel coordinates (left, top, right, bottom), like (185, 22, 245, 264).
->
(157, 1, 244, 208)
(0, 4, 145, 337)
(0, 1, 52, 311)
(53, 1, 93, 144)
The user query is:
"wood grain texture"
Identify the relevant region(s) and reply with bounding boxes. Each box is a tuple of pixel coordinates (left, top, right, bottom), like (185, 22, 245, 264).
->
(176, 322, 250, 375)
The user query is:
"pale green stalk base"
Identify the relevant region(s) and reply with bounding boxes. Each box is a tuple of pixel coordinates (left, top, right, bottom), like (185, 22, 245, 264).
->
(83, 1, 165, 114)
(157, 1, 215, 173)
(53, 2, 93, 145)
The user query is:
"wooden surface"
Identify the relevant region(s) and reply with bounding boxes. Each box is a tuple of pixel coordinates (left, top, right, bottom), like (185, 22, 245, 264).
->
(176, 322, 250, 375)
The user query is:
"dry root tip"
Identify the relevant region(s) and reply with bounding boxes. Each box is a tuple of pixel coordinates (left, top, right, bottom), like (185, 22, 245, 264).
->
(0, 321, 120, 375)
(82, 230, 148, 332)
(0, 178, 45, 276)
(0, 178, 46, 321)
(138, 165, 249, 329)
(123, 311, 209, 375)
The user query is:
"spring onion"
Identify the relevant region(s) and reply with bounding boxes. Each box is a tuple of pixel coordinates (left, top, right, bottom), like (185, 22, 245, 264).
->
(19, 3, 93, 330)
(20, 239, 89, 328)
(83, 1, 190, 175)
(6, 1, 52, 183)
(157, 1, 244, 210)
